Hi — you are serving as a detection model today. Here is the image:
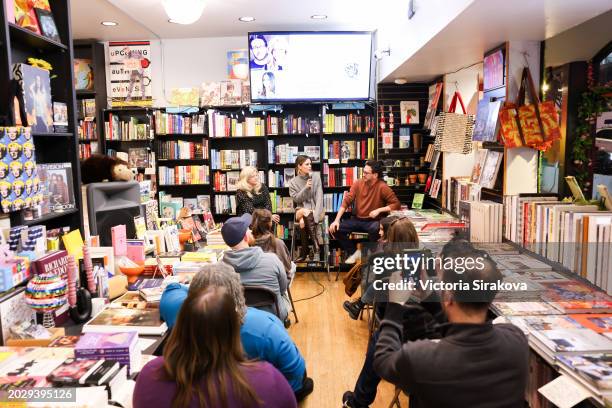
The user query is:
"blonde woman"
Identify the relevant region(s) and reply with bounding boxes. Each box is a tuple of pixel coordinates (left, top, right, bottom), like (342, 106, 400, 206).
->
(236, 166, 280, 223)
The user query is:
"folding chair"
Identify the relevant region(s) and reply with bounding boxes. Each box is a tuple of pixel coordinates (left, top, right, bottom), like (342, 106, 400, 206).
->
(290, 215, 331, 280)
(388, 387, 402, 408)
(243, 285, 281, 318)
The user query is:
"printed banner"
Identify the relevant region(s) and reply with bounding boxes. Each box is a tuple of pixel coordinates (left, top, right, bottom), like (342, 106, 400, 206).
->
(109, 41, 153, 107)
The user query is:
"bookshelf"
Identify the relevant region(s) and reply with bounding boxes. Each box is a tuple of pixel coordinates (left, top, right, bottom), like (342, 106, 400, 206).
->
(1, 0, 83, 231)
(73, 40, 107, 160)
(377, 82, 442, 210)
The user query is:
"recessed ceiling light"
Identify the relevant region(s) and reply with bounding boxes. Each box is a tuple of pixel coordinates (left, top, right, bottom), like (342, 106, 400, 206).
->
(238, 16, 256, 22)
(101, 21, 118, 26)
(310, 14, 327, 20)
(168, 19, 180, 24)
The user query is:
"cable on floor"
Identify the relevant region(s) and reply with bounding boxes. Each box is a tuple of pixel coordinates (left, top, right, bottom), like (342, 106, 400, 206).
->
(293, 271, 326, 302)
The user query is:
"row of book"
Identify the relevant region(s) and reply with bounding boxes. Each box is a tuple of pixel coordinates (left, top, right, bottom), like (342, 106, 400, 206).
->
(323, 138, 375, 161)
(269, 191, 294, 213)
(158, 139, 208, 160)
(322, 165, 364, 187)
(214, 194, 237, 215)
(210, 149, 258, 170)
(213, 171, 239, 192)
(322, 113, 375, 134)
(459, 200, 504, 243)
(79, 142, 96, 160)
(78, 118, 96, 140)
(267, 142, 321, 164)
(274, 222, 292, 240)
(77, 98, 96, 119)
(266, 114, 320, 135)
(324, 192, 347, 213)
(503, 195, 611, 291)
(268, 169, 297, 188)
(154, 112, 206, 134)
(207, 111, 266, 137)
(105, 114, 152, 141)
(158, 165, 210, 186)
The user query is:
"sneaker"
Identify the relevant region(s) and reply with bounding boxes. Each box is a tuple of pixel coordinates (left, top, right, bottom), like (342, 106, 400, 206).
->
(343, 299, 364, 320)
(283, 317, 291, 329)
(345, 249, 362, 264)
(342, 391, 356, 408)
(295, 377, 314, 401)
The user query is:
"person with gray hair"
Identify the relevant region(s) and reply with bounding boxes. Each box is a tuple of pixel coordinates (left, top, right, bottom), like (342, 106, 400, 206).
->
(159, 263, 314, 401)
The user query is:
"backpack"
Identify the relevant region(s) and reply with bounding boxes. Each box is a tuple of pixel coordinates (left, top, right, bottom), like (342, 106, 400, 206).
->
(342, 261, 363, 297)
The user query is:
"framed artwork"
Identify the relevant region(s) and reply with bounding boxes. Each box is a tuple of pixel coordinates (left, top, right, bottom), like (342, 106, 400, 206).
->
(400, 101, 419, 124)
(34, 8, 61, 43)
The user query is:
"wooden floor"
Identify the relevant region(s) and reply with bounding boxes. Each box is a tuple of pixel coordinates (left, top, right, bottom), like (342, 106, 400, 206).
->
(287, 272, 409, 408)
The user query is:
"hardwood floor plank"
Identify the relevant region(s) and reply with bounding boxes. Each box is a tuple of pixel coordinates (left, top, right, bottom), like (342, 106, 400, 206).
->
(287, 272, 409, 408)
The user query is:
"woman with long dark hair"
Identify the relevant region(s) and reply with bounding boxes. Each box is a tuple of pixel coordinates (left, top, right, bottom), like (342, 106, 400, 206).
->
(251, 209, 293, 280)
(133, 286, 296, 408)
(287, 155, 323, 261)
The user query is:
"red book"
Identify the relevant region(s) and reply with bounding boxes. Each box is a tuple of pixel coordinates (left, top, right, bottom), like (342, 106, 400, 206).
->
(31, 250, 70, 279)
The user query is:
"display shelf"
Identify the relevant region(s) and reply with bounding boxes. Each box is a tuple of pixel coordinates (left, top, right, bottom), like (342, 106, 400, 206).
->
(33, 132, 74, 137)
(8, 23, 67, 50)
(23, 208, 79, 226)
(157, 158, 209, 163)
(158, 184, 210, 187)
(209, 136, 266, 141)
(76, 90, 96, 96)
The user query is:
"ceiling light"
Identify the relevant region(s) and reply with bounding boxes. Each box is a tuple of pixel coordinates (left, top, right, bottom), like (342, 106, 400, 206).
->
(168, 19, 179, 24)
(394, 78, 407, 85)
(162, 0, 206, 25)
(101, 21, 118, 26)
(239, 16, 256, 22)
(311, 14, 327, 19)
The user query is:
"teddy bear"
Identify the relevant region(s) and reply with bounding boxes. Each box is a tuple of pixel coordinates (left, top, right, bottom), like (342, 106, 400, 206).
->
(80, 154, 134, 184)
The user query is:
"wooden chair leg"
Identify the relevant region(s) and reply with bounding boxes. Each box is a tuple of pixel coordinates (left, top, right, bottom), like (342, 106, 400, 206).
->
(388, 387, 402, 408)
(287, 287, 298, 323)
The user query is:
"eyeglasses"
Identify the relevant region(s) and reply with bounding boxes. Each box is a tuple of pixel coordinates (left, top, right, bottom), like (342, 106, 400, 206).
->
(363, 170, 373, 175)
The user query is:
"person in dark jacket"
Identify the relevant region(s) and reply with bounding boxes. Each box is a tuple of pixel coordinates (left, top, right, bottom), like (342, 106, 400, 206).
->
(372, 240, 529, 408)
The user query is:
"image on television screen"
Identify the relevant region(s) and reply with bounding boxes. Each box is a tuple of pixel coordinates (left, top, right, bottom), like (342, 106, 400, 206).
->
(248, 31, 372, 102)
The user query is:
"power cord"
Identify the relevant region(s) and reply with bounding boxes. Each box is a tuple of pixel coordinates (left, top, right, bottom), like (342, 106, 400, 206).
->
(293, 271, 326, 302)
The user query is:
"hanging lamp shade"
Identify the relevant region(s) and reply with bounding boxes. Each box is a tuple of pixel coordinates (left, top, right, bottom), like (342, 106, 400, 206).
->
(162, 0, 206, 25)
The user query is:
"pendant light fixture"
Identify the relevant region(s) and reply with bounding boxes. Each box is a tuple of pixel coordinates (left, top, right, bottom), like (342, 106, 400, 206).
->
(162, 0, 206, 25)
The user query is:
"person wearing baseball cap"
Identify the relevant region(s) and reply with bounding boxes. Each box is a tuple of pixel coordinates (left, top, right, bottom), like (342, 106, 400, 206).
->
(221, 214, 289, 321)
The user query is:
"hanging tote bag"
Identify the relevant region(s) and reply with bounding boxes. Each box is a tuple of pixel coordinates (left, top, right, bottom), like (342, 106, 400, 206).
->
(499, 67, 561, 150)
(433, 91, 474, 154)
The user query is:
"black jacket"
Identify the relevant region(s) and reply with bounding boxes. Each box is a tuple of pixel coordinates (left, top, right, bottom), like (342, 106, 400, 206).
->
(374, 303, 528, 408)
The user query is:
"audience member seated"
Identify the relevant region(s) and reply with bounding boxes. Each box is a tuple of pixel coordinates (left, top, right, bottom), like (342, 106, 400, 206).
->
(159, 263, 314, 401)
(341, 223, 446, 408)
(134, 286, 297, 408)
(371, 239, 529, 408)
(251, 209, 294, 281)
(220, 213, 289, 321)
(329, 160, 401, 264)
(344, 216, 421, 320)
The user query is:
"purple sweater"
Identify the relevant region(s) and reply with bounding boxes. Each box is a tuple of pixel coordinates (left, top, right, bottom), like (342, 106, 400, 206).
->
(133, 357, 297, 408)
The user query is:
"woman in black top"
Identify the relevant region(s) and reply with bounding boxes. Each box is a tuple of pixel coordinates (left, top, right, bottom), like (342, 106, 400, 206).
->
(235, 166, 280, 222)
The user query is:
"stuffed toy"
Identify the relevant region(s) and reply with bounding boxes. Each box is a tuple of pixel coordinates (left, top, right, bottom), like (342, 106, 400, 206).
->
(81, 154, 134, 184)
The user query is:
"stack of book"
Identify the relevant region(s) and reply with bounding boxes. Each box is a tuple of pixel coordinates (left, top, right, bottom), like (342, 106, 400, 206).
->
(464, 200, 503, 243)
(214, 195, 237, 215)
(75, 332, 141, 376)
(158, 165, 210, 185)
(83, 307, 167, 337)
(213, 171, 240, 191)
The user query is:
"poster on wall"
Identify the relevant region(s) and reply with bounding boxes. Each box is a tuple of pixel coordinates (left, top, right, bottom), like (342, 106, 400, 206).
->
(483, 50, 504, 91)
(109, 41, 153, 107)
(227, 50, 249, 80)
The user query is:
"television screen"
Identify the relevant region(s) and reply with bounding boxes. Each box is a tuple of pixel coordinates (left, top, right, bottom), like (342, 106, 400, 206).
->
(248, 31, 373, 102)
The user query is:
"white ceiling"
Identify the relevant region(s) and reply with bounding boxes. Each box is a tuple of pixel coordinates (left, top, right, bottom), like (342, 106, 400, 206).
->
(70, 0, 390, 41)
(383, 0, 612, 82)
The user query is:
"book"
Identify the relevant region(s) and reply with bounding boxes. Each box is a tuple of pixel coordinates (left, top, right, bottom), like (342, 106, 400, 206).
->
(506, 315, 582, 335)
(400, 101, 419, 124)
(37, 162, 76, 214)
(83, 308, 167, 336)
(557, 353, 612, 391)
(76, 331, 138, 356)
(479, 150, 503, 189)
(542, 281, 612, 313)
(569, 314, 612, 334)
(382, 132, 393, 149)
(412, 193, 425, 210)
(470, 149, 488, 183)
(46, 358, 101, 386)
(48, 335, 81, 348)
(83, 360, 122, 386)
(200, 82, 221, 106)
(491, 301, 562, 316)
(30, 250, 70, 279)
(531, 328, 611, 353)
(472, 99, 489, 141)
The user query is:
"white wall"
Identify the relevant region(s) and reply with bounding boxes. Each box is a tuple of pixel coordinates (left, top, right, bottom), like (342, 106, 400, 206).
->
(376, 0, 474, 81)
(104, 36, 245, 107)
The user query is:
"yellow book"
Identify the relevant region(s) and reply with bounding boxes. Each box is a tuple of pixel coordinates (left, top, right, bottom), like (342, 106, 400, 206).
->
(62, 229, 84, 259)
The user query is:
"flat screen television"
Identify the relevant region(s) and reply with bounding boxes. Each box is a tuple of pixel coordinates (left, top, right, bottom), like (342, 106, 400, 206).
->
(248, 31, 373, 102)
